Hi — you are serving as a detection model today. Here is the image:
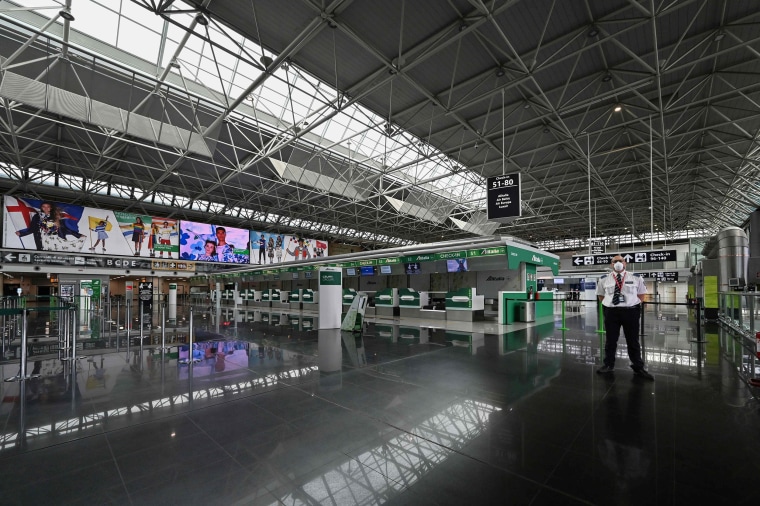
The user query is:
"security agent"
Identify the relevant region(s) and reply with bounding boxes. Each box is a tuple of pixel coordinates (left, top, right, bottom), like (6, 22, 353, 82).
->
(596, 255, 654, 380)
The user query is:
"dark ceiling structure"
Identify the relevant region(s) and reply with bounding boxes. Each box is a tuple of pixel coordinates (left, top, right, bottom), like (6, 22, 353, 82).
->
(1, 0, 759, 251)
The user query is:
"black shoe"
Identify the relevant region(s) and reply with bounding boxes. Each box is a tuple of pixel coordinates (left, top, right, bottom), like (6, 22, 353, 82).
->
(596, 365, 614, 374)
(633, 368, 654, 380)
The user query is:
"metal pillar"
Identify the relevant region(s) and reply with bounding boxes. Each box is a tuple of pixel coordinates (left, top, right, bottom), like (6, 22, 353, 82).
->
(4, 309, 39, 382)
(116, 299, 121, 352)
(160, 302, 170, 353)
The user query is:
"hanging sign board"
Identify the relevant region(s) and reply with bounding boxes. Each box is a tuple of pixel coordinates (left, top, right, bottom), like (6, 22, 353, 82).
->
(572, 249, 677, 266)
(590, 240, 606, 255)
(486, 174, 521, 222)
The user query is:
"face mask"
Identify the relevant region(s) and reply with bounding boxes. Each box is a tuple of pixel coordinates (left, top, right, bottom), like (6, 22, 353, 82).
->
(613, 261, 624, 272)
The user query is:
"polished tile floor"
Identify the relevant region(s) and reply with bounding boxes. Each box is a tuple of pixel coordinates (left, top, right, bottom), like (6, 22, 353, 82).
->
(0, 303, 759, 505)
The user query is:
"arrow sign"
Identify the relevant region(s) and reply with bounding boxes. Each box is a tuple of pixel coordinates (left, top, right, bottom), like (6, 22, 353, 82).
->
(4, 253, 16, 262)
(572, 249, 676, 267)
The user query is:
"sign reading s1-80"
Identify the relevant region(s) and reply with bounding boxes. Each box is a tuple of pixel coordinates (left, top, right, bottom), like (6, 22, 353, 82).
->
(486, 174, 521, 222)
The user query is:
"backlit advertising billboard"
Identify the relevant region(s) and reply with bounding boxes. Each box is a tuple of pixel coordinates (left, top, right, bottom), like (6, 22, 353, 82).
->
(180, 220, 250, 263)
(3, 196, 178, 258)
(250, 231, 327, 264)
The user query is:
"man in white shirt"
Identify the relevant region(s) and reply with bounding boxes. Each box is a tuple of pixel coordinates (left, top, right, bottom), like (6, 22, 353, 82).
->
(596, 255, 654, 380)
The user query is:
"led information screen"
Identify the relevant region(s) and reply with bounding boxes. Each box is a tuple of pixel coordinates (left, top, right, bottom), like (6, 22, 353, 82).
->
(180, 221, 250, 264)
(486, 174, 521, 221)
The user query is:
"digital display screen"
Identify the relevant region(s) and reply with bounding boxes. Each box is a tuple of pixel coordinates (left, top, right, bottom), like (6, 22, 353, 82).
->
(180, 220, 250, 263)
(346, 268, 356, 276)
(554, 278, 565, 284)
(380, 265, 392, 274)
(360, 265, 376, 276)
(405, 262, 421, 274)
(446, 258, 468, 273)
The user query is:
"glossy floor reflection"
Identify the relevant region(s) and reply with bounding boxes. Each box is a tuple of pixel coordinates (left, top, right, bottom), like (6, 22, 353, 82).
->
(0, 304, 759, 505)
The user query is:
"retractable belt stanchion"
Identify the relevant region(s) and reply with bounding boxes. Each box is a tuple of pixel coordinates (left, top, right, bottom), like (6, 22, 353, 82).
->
(71, 306, 79, 364)
(4, 309, 39, 382)
(59, 305, 70, 362)
(690, 299, 707, 343)
(116, 298, 121, 352)
(558, 298, 569, 331)
(179, 306, 199, 365)
(596, 300, 606, 334)
(640, 301, 646, 337)
(126, 297, 131, 357)
(160, 302, 170, 353)
(139, 304, 144, 355)
(1, 303, 7, 360)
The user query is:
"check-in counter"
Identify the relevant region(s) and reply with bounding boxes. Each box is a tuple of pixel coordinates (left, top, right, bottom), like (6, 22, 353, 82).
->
(445, 287, 485, 321)
(255, 289, 272, 309)
(221, 289, 241, 305)
(273, 289, 290, 309)
(342, 288, 358, 310)
(302, 289, 318, 311)
(289, 289, 302, 310)
(240, 288, 256, 307)
(374, 287, 399, 318)
(398, 288, 429, 318)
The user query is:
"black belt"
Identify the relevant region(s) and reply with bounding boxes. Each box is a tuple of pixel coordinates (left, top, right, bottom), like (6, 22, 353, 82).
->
(606, 305, 640, 310)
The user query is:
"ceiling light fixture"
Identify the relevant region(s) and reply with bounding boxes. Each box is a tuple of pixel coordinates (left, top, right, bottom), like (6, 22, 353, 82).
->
(496, 68, 505, 77)
(195, 14, 208, 26)
(602, 73, 612, 82)
(59, 10, 75, 21)
(588, 26, 599, 37)
(713, 30, 725, 41)
(260, 55, 273, 68)
(614, 104, 622, 112)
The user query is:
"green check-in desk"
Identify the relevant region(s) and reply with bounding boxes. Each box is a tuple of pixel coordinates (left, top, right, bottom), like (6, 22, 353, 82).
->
(445, 287, 485, 321)
(342, 288, 358, 311)
(398, 288, 429, 318)
(273, 289, 290, 309)
(374, 288, 399, 318)
(301, 289, 318, 311)
(364, 291, 376, 317)
(289, 289, 302, 310)
(254, 289, 272, 309)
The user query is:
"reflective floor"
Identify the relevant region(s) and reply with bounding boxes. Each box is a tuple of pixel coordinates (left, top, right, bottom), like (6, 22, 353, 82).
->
(1, 303, 759, 505)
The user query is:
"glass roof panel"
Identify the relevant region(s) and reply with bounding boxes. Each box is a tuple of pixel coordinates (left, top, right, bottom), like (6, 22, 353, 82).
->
(12, 0, 486, 217)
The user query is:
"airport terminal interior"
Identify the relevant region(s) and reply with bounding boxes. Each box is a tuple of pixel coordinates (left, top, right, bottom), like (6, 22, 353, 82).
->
(1, 1, 760, 505)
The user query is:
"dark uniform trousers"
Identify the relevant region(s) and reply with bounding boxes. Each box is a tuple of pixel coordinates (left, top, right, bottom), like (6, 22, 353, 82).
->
(603, 305, 645, 370)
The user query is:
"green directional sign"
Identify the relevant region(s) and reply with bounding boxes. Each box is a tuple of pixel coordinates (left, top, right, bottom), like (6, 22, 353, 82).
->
(506, 245, 559, 274)
(467, 246, 506, 258)
(377, 257, 401, 265)
(435, 250, 467, 261)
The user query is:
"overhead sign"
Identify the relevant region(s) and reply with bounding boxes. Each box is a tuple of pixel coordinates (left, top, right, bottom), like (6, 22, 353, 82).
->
(640, 271, 679, 281)
(151, 260, 196, 272)
(571, 249, 677, 266)
(590, 240, 605, 255)
(486, 174, 521, 222)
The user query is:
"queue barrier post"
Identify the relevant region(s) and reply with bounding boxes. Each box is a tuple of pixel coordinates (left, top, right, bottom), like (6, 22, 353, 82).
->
(596, 299, 606, 334)
(690, 299, 707, 343)
(558, 298, 569, 331)
(4, 309, 40, 382)
(160, 302, 171, 353)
